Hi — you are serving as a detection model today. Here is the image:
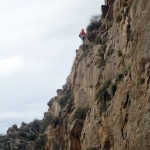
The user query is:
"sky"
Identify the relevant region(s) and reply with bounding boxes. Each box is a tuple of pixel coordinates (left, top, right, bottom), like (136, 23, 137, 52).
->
(0, 0, 104, 134)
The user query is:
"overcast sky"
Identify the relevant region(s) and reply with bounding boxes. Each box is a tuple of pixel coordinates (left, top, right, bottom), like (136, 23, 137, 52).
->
(0, 0, 104, 134)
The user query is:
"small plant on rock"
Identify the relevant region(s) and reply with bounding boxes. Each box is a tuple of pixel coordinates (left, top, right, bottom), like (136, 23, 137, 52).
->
(35, 134, 47, 150)
(117, 73, 124, 82)
(116, 15, 122, 23)
(107, 48, 114, 56)
(110, 83, 117, 96)
(117, 73, 123, 82)
(97, 57, 106, 68)
(96, 80, 111, 100)
(127, 28, 134, 42)
(101, 44, 107, 51)
(86, 15, 101, 33)
(96, 80, 113, 112)
(118, 50, 123, 57)
(59, 91, 73, 108)
(73, 107, 89, 120)
(94, 35, 102, 44)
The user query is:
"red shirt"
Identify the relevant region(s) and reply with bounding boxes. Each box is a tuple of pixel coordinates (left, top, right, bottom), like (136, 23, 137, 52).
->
(80, 29, 86, 36)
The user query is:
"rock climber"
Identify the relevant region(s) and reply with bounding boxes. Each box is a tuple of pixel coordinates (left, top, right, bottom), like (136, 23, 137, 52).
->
(79, 29, 86, 41)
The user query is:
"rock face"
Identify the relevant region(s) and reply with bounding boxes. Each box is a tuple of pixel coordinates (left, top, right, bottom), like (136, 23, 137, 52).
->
(1, 0, 150, 149)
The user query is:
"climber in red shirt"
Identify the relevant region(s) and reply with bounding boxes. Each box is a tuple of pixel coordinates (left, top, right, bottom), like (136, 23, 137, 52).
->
(79, 29, 86, 41)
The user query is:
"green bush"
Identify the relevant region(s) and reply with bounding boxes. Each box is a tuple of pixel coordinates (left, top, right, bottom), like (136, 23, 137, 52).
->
(19, 132, 27, 138)
(53, 117, 60, 127)
(118, 50, 123, 57)
(94, 35, 102, 44)
(86, 15, 100, 33)
(117, 74, 124, 81)
(97, 45, 107, 67)
(96, 80, 111, 100)
(40, 113, 60, 133)
(107, 21, 113, 29)
(35, 134, 47, 150)
(107, 48, 114, 56)
(30, 119, 41, 132)
(110, 83, 117, 96)
(90, 15, 100, 22)
(127, 28, 134, 41)
(116, 15, 122, 23)
(27, 134, 37, 141)
(97, 58, 106, 68)
(59, 91, 72, 108)
(101, 44, 107, 51)
(73, 107, 89, 120)
(40, 113, 53, 133)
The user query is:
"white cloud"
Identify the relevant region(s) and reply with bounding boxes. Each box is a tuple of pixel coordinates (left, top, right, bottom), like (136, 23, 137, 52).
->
(0, 57, 23, 77)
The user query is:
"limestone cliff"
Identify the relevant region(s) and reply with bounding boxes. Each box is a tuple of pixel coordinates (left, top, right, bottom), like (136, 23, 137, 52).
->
(1, 0, 150, 149)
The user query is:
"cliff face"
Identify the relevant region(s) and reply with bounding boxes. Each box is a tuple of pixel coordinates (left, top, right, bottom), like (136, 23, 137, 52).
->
(1, 0, 150, 149)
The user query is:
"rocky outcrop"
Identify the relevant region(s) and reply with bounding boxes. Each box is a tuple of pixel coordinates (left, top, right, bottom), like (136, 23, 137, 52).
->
(1, 0, 150, 149)
(0, 121, 40, 150)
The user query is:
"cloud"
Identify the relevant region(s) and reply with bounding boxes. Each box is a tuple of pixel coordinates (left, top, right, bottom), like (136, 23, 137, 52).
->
(0, 57, 23, 77)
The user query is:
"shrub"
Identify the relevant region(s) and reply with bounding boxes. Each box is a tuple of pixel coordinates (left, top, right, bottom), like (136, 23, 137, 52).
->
(110, 83, 117, 96)
(86, 15, 101, 33)
(97, 58, 106, 68)
(90, 15, 100, 22)
(40, 113, 61, 133)
(40, 113, 53, 133)
(94, 35, 102, 44)
(107, 48, 114, 56)
(35, 134, 47, 150)
(73, 107, 89, 120)
(30, 119, 41, 132)
(101, 44, 107, 51)
(116, 15, 122, 23)
(127, 28, 134, 41)
(27, 134, 37, 141)
(96, 80, 111, 100)
(97, 45, 107, 68)
(53, 117, 60, 127)
(117, 74, 124, 81)
(19, 132, 27, 138)
(107, 21, 113, 29)
(59, 91, 72, 108)
(118, 50, 123, 57)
